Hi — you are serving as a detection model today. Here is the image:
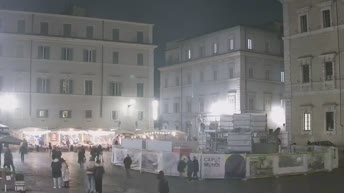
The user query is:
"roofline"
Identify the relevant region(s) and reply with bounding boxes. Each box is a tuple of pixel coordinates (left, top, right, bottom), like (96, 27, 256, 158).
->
(0, 9, 154, 27)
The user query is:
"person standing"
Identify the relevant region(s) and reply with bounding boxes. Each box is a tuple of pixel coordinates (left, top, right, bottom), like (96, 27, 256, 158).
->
(61, 158, 69, 188)
(186, 158, 194, 182)
(78, 146, 86, 168)
(51, 157, 62, 188)
(19, 144, 26, 162)
(192, 156, 199, 180)
(177, 158, 186, 177)
(4, 148, 15, 172)
(86, 157, 96, 193)
(123, 154, 132, 178)
(157, 171, 169, 193)
(94, 159, 105, 193)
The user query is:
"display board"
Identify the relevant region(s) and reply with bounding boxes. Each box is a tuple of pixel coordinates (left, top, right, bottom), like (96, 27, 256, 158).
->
(121, 139, 143, 149)
(146, 140, 172, 152)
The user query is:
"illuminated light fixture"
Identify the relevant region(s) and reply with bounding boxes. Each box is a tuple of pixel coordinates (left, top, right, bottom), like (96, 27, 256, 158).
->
(152, 100, 159, 121)
(171, 131, 176, 137)
(0, 94, 18, 111)
(271, 105, 285, 126)
(209, 100, 234, 116)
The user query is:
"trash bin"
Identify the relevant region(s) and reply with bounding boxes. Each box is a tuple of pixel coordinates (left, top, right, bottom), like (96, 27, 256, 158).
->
(15, 173, 25, 191)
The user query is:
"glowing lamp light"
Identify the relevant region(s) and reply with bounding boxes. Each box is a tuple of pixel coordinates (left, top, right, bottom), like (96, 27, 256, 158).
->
(171, 131, 176, 137)
(271, 106, 285, 126)
(0, 94, 18, 111)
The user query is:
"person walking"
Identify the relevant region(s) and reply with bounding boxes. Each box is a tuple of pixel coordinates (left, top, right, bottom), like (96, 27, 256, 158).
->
(186, 158, 194, 182)
(123, 154, 132, 178)
(4, 148, 15, 172)
(192, 156, 199, 180)
(86, 157, 96, 193)
(94, 159, 105, 193)
(78, 146, 86, 168)
(19, 144, 26, 162)
(96, 145, 103, 162)
(51, 157, 62, 188)
(61, 158, 70, 188)
(48, 142, 52, 155)
(157, 171, 169, 193)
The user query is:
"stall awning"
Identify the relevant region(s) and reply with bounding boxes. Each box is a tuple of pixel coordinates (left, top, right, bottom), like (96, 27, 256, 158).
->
(57, 128, 87, 135)
(19, 127, 51, 135)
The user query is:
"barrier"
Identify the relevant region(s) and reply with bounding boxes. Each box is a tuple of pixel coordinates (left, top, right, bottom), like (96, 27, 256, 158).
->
(112, 145, 338, 180)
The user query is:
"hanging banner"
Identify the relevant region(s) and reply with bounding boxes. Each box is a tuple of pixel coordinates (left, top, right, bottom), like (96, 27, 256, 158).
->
(201, 154, 225, 179)
(113, 148, 127, 166)
(127, 149, 142, 170)
(141, 151, 161, 173)
(247, 155, 274, 178)
(307, 153, 325, 171)
(224, 154, 246, 179)
(162, 152, 180, 176)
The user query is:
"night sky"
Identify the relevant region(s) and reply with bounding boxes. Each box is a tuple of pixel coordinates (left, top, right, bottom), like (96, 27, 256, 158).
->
(0, 0, 282, 97)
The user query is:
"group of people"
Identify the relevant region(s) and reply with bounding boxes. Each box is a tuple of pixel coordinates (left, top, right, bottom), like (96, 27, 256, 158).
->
(177, 156, 199, 182)
(50, 147, 69, 189)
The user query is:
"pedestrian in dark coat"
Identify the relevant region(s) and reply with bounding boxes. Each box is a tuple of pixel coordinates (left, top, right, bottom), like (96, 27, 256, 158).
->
(177, 159, 186, 177)
(192, 156, 199, 180)
(51, 158, 62, 188)
(4, 148, 15, 171)
(48, 142, 52, 155)
(78, 146, 86, 168)
(157, 171, 169, 193)
(94, 159, 105, 193)
(123, 154, 132, 178)
(186, 158, 194, 182)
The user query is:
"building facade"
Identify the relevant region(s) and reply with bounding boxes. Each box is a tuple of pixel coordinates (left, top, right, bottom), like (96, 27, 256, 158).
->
(159, 26, 284, 137)
(281, 0, 344, 145)
(0, 10, 156, 130)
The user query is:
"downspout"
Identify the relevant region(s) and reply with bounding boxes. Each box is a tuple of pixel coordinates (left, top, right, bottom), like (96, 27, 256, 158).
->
(100, 20, 105, 117)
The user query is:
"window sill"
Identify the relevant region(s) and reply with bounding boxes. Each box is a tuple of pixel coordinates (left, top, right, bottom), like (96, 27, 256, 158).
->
(301, 130, 312, 135)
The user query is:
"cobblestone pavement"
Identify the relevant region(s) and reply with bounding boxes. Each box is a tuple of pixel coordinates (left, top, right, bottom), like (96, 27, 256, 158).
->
(1, 151, 343, 193)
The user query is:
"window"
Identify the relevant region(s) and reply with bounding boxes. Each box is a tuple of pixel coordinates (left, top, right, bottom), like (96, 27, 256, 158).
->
(36, 78, 49, 93)
(86, 26, 94, 38)
(281, 72, 285, 82)
(187, 100, 192, 113)
(213, 70, 218, 81)
(137, 83, 144, 97)
(199, 46, 205, 57)
(247, 39, 253, 50)
(173, 103, 180, 113)
(137, 53, 143, 65)
(299, 14, 308, 33)
(229, 39, 234, 50)
(112, 29, 119, 41)
(187, 49, 191, 60)
(137, 31, 144, 43)
(199, 99, 205, 112)
(164, 103, 169, 113)
(113, 52, 119, 64)
(83, 49, 96, 62)
(200, 70, 204, 82)
(60, 110, 71, 118)
(322, 9, 331, 28)
(109, 82, 122, 96)
(164, 77, 168, 88)
(264, 94, 272, 111)
(303, 112, 311, 131)
(37, 109, 48, 118)
(40, 22, 48, 35)
(112, 111, 119, 120)
(60, 79, 73, 94)
(248, 68, 253, 79)
(213, 43, 218, 54)
(38, 46, 50, 59)
(187, 73, 192, 84)
(248, 97, 255, 110)
(17, 20, 25, 33)
(326, 112, 335, 131)
(85, 110, 92, 119)
(302, 64, 310, 83)
(61, 48, 73, 61)
(84, 80, 93, 95)
(175, 75, 180, 86)
(63, 24, 71, 37)
(265, 70, 270, 80)
(229, 67, 234, 79)
(325, 62, 333, 81)
(137, 111, 144, 120)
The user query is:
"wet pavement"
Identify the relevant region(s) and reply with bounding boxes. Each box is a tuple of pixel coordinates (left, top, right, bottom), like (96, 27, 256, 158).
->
(2, 151, 343, 193)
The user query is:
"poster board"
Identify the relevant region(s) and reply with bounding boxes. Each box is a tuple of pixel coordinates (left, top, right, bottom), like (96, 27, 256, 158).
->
(201, 154, 225, 179)
(121, 139, 143, 149)
(146, 140, 172, 152)
(246, 155, 274, 178)
(141, 151, 161, 173)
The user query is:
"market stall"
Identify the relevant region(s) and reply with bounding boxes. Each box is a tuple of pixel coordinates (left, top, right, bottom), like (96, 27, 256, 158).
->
(18, 127, 50, 150)
(57, 128, 86, 150)
(85, 129, 115, 146)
